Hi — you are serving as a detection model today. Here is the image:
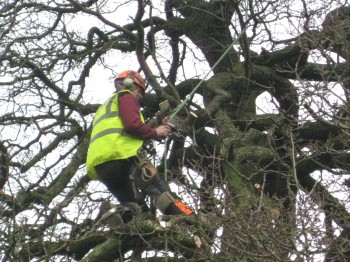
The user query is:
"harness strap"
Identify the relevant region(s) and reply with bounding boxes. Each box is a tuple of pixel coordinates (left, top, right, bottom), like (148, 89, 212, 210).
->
(129, 164, 142, 201)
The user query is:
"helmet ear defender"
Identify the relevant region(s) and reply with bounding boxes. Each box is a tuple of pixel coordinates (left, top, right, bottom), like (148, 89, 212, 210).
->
(116, 70, 146, 91)
(123, 77, 135, 87)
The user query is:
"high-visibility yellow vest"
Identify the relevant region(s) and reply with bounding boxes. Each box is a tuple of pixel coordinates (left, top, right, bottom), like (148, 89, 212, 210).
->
(86, 90, 144, 179)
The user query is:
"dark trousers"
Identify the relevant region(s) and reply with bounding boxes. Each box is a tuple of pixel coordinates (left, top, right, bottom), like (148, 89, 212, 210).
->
(95, 158, 171, 213)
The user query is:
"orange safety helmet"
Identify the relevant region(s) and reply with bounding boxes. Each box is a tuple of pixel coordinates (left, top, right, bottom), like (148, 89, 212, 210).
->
(116, 70, 147, 92)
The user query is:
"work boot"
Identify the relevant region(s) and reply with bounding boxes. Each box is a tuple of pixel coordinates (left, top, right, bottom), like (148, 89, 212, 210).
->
(121, 202, 142, 223)
(97, 203, 142, 225)
(96, 205, 124, 227)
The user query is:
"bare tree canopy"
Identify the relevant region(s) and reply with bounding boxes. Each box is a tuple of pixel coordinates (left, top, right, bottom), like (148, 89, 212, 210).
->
(1, 0, 350, 261)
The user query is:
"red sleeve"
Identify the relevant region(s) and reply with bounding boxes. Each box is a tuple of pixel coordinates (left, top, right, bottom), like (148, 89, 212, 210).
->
(119, 93, 158, 140)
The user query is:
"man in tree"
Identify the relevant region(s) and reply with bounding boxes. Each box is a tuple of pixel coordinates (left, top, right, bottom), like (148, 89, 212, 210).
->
(86, 70, 192, 222)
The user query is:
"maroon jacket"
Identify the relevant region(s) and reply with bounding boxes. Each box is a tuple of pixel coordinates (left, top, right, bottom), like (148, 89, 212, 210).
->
(118, 92, 158, 140)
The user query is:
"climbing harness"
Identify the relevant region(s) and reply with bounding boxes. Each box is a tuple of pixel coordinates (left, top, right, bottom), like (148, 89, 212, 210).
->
(136, 149, 158, 183)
